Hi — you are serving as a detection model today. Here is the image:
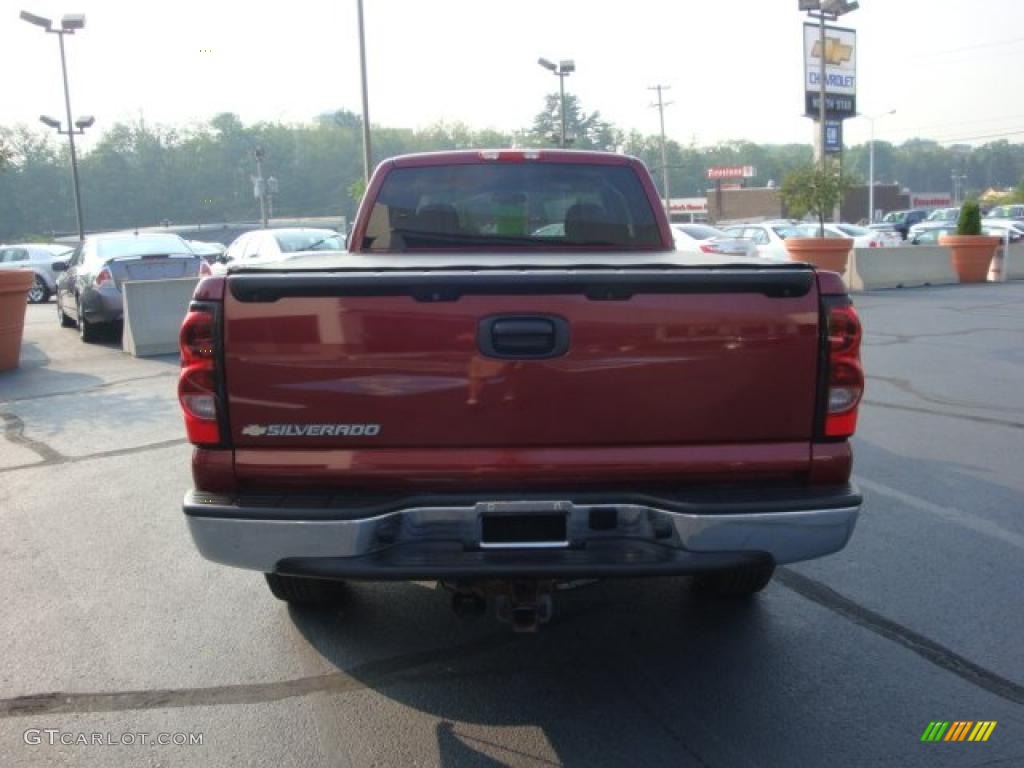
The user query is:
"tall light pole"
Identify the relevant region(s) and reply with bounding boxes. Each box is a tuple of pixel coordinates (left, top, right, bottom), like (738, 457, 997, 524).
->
(538, 57, 575, 147)
(356, 0, 372, 183)
(21, 10, 88, 241)
(252, 147, 268, 229)
(856, 109, 895, 222)
(649, 85, 672, 220)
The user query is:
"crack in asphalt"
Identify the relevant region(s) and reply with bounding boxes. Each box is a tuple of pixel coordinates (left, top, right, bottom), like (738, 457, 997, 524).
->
(863, 327, 1018, 348)
(866, 375, 1024, 415)
(0, 412, 66, 464)
(776, 568, 1024, 707)
(0, 371, 178, 405)
(0, 431, 188, 475)
(0, 623, 525, 718)
(863, 400, 1024, 430)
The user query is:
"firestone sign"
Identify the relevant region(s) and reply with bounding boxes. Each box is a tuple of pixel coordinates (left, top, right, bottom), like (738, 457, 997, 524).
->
(911, 193, 953, 208)
(706, 166, 757, 181)
(803, 23, 857, 119)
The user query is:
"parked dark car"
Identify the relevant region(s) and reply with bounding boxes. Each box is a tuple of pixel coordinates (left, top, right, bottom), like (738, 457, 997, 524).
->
(870, 209, 928, 240)
(54, 232, 210, 342)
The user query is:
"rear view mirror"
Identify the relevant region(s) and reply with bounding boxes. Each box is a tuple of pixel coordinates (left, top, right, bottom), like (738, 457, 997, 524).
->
(216, 254, 230, 264)
(51, 260, 68, 272)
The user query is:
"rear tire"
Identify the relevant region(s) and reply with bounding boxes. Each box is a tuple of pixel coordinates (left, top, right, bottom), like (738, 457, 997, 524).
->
(58, 299, 76, 328)
(77, 299, 101, 343)
(693, 563, 775, 597)
(28, 275, 50, 304)
(265, 573, 345, 606)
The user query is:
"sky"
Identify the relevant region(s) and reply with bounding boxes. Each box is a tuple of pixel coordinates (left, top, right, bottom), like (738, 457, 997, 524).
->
(2, 0, 1023, 154)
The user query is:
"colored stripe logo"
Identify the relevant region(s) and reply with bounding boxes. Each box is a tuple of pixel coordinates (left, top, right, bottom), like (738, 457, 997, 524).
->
(921, 721, 997, 742)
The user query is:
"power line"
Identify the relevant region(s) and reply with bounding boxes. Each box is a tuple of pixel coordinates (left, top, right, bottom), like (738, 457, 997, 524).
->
(919, 36, 1024, 58)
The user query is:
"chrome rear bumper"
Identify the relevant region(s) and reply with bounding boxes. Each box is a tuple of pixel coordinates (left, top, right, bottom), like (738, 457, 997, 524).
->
(184, 489, 860, 576)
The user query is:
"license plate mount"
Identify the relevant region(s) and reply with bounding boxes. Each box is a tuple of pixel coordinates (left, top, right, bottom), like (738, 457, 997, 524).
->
(478, 501, 570, 549)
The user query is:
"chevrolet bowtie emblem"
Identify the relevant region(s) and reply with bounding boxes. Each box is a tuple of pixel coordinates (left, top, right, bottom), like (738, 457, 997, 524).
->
(812, 37, 853, 65)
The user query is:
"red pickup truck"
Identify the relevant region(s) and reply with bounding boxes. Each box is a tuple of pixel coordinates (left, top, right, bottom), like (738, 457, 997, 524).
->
(180, 150, 863, 631)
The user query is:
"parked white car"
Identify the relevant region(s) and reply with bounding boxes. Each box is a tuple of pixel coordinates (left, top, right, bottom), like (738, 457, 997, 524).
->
(719, 220, 803, 260)
(981, 219, 1024, 244)
(795, 223, 886, 248)
(671, 224, 757, 258)
(0, 242, 74, 303)
(216, 228, 344, 273)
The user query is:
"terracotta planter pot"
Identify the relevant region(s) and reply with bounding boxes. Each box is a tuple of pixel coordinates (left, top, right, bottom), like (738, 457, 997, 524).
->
(784, 236, 854, 275)
(0, 269, 34, 372)
(938, 234, 1001, 283)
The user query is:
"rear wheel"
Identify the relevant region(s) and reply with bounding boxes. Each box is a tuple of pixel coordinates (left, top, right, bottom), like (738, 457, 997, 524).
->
(77, 298, 101, 343)
(265, 573, 345, 606)
(692, 563, 775, 597)
(57, 298, 76, 328)
(27, 275, 50, 304)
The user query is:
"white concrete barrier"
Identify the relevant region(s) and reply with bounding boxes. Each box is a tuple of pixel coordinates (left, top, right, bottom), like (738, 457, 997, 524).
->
(122, 278, 199, 357)
(847, 246, 958, 291)
(1001, 242, 1024, 281)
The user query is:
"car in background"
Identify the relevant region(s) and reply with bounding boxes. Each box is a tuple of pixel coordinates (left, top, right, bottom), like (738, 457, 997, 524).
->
(671, 223, 756, 258)
(216, 228, 343, 272)
(187, 240, 227, 263)
(819, 223, 886, 248)
(908, 226, 956, 246)
(54, 232, 211, 342)
(908, 207, 961, 241)
(0, 243, 73, 303)
(982, 219, 1024, 244)
(986, 204, 1024, 221)
(869, 209, 928, 240)
(718, 220, 804, 260)
(908, 220, 1024, 246)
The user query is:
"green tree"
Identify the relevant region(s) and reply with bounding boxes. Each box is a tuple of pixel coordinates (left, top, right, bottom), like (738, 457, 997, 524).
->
(781, 162, 850, 234)
(0, 134, 11, 173)
(528, 93, 620, 151)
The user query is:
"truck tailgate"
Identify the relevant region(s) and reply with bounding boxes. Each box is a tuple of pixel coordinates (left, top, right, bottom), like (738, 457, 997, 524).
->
(221, 268, 820, 479)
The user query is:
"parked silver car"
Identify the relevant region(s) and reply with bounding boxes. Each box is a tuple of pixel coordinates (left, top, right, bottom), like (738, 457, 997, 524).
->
(54, 232, 210, 342)
(0, 243, 74, 303)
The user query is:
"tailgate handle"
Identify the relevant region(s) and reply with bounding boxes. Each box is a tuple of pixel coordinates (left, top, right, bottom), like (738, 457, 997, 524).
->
(479, 316, 569, 359)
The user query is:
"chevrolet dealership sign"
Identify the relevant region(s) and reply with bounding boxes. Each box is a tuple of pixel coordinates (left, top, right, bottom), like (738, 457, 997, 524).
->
(804, 23, 857, 118)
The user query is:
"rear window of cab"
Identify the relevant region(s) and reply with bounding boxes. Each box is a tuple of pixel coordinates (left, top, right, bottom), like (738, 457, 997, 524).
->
(361, 162, 662, 252)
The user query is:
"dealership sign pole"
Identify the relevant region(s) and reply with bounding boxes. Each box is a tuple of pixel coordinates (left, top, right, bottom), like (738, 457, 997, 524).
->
(801, 1, 859, 229)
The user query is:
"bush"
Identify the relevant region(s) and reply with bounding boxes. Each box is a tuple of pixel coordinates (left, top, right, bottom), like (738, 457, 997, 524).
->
(957, 200, 982, 236)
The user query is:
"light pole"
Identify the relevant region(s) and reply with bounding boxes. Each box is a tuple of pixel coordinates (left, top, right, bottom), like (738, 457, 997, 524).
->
(649, 85, 672, 220)
(252, 148, 268, 229)
(356, 0, 372, 183)
(855, 109, 895, 222)
(538, 57, 575, 147)
(21, 10, 88, 241)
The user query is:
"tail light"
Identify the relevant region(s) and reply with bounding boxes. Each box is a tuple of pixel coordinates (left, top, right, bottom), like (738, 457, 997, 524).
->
(95, 267, 112, 286)
(179, 305, 221, 445)
(821, 297, 863, 438)
(699, 243, 720, 254)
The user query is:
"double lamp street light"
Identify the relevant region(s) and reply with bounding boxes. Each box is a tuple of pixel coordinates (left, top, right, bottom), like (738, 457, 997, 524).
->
(20, 9, 92, 241)
(537, 57, 575, 148)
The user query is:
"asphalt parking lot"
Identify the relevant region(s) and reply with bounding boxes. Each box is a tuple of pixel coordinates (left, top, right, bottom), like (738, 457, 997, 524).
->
(1, 284, 1022, 767)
